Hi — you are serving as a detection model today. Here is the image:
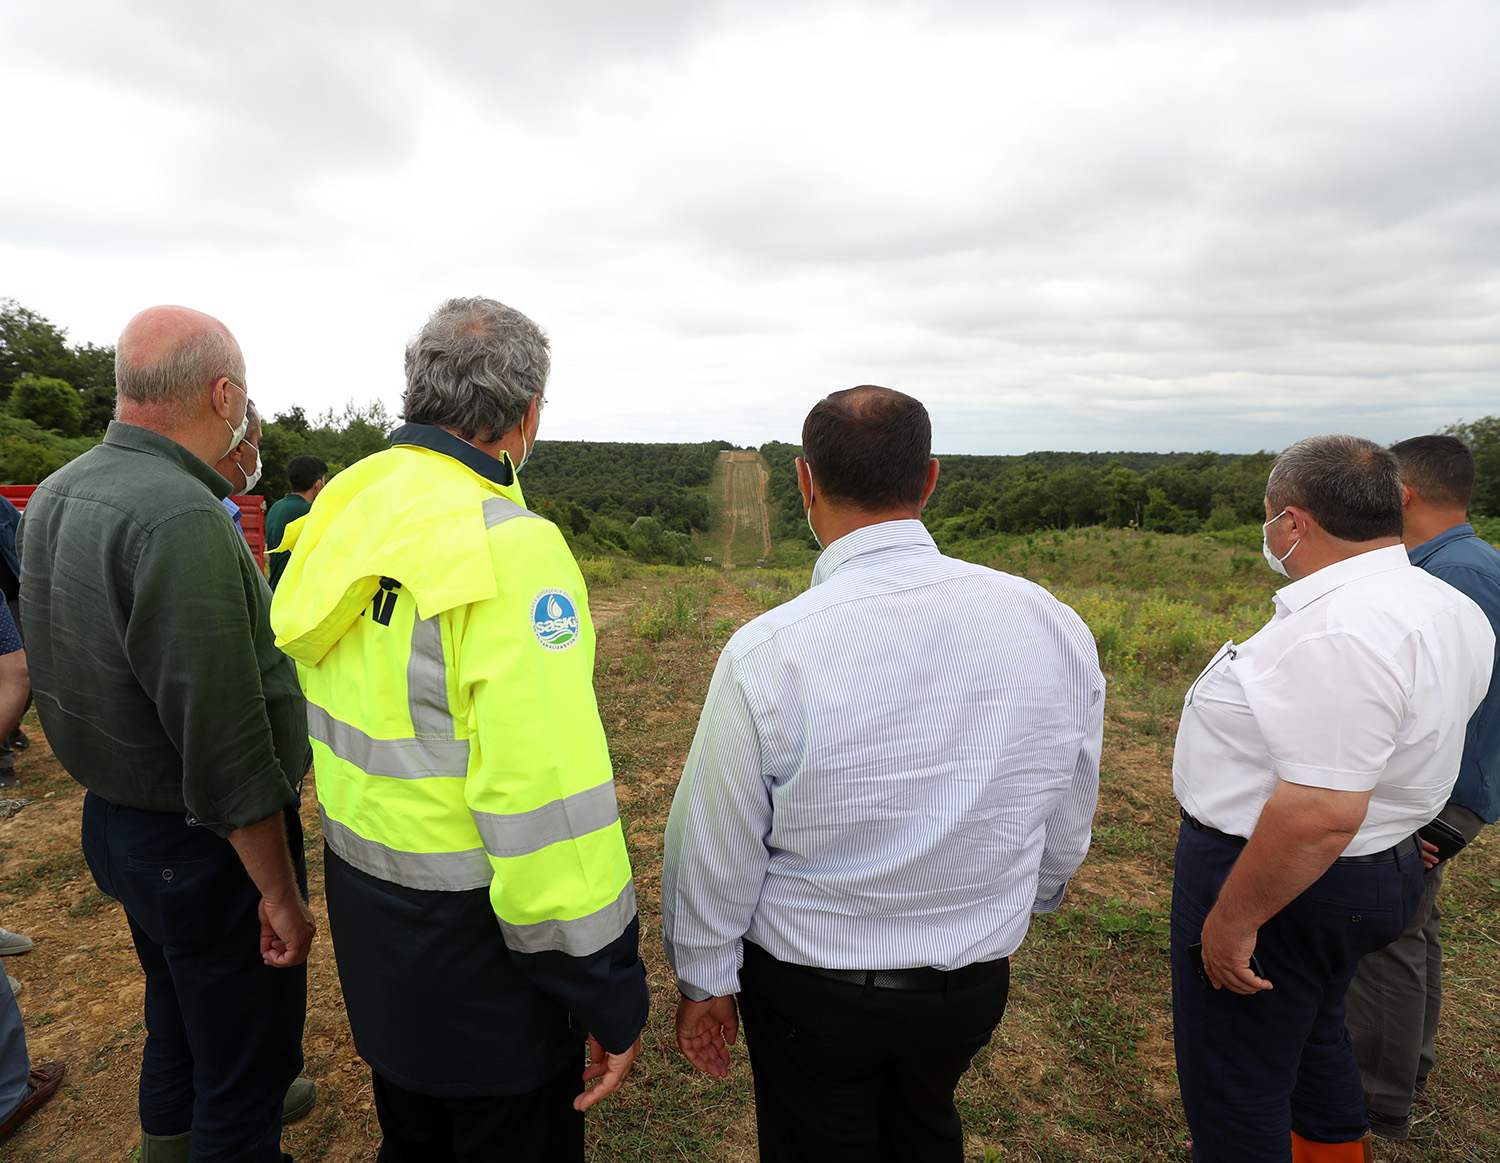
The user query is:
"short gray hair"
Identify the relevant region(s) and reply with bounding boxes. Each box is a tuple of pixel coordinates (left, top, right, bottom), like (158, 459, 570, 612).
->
(402, 298, 549, 441)
(116, 326, 244, 408)
(1266, 434, 1402, 542)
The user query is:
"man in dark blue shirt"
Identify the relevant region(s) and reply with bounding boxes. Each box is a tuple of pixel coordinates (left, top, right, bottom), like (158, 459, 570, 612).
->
(1346, 435, 1500, 1141)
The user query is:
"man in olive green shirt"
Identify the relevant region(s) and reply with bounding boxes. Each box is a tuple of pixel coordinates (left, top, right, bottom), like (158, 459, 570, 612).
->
(17, 305, 314, 1162)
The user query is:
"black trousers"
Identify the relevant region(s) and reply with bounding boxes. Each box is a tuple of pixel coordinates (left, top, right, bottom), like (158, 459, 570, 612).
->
(372, 1054, 584, 1163)
(738, 940, 1010, 1163)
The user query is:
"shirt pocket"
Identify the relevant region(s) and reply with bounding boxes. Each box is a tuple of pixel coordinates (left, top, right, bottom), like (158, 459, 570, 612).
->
(1184, 641, 1237, 708)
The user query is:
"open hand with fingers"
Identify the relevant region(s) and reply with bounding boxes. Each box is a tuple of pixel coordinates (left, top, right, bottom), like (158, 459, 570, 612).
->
(675, 994, 739, 1078)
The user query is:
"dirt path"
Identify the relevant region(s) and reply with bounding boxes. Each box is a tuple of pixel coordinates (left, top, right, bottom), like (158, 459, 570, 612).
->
(714, 450, 771, 569)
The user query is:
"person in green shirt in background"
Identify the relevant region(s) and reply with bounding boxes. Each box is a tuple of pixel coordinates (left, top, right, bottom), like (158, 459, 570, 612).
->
(266, 455, 327, 590)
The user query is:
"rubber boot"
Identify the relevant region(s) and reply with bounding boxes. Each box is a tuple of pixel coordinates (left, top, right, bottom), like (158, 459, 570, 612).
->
(139, 1130, 192, 1163)
(284, 1076, 317, 1123)
(138, 1078, 314, 1160)
(1290, 1129, 1375, 1162)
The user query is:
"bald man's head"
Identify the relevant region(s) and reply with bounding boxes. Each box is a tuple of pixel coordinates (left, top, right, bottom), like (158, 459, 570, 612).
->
(116, 305, 245, 413)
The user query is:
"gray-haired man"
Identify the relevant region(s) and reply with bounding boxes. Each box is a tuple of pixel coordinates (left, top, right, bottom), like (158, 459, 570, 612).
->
(271, 297, 647, 1162)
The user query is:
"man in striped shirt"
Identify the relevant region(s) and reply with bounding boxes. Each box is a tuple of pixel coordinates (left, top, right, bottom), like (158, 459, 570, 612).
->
(662, 386, 1104, 1163)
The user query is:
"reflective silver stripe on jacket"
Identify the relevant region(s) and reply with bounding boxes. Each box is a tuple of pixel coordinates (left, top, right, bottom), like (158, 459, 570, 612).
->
(483, 495, 542, 529)
(306, 606, 469, 778)
(472, 781, 620, 859)
(321, 807, 492, 892)
(307, 702, 469, 780)
(500, 879, 638, 956)
(406, 612, 453, 740)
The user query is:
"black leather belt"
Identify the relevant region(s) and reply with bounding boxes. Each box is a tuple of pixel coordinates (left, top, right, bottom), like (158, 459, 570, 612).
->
(1334, 834, 1418, 865)
(1180, 808, 1418, 865)
(1179, 807, 1246, 844)
(794, 957, 1008, 993)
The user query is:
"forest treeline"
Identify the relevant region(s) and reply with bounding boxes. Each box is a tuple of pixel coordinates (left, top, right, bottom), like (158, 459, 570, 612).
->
(522, 440, 730, 565)
(5, 298, 1500, 561)
(763, 424, 1500, 550)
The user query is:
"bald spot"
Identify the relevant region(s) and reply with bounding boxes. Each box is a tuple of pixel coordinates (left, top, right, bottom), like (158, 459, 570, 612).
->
(118, 305, 238, 371)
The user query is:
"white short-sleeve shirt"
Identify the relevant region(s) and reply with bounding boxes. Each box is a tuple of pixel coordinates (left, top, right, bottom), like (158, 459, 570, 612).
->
(1173, 544, 1494, 857)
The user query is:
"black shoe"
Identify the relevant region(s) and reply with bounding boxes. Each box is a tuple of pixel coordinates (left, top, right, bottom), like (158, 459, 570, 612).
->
(1367, 1107, 1411, 1141)
(5, 729, 27, 751)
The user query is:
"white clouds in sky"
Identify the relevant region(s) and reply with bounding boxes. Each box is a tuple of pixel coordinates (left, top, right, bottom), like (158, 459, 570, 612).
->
(2, 0, 1497, 454)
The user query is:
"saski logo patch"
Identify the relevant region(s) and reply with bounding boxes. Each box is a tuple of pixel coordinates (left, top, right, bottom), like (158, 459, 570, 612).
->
(531, 589, 581, 650)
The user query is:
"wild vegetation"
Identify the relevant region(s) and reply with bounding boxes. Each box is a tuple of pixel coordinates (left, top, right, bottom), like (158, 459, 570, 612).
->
(3, 426, 1499, 1159)
(568, 522, 1500, 1162)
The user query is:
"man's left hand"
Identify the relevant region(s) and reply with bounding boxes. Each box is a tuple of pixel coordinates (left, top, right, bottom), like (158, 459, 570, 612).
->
(675, 994, 738, 1077)
(1199, 908, 1273, 995)
(575, 1034, 641, 1112)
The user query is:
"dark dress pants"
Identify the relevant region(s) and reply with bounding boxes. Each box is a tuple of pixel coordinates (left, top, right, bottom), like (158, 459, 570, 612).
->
(1171, 822, 1423, 1162)
(738, 939, 1010, 1163)
(82, 793, 306, 1163)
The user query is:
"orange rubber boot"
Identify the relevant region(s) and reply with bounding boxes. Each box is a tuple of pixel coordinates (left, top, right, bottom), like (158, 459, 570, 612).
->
(1289, 1129, 1374, 1162)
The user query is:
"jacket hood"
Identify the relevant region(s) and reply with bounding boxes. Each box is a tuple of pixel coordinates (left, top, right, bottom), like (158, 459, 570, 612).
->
(270, 437, 527, 666)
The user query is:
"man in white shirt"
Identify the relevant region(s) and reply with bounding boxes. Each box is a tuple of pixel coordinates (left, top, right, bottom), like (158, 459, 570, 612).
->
(662, 386, 1104, 1163)
(1171, 434, 1493, 1163)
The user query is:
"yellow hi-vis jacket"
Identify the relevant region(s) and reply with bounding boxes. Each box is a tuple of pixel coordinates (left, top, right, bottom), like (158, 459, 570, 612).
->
(270, 430, 636, 958)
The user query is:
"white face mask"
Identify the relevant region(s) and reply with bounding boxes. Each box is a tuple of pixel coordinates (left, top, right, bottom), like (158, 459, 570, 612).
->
(1262, 509, 1298, 577)
(222, 381, 250, 459)
(238, 444, 262, 492)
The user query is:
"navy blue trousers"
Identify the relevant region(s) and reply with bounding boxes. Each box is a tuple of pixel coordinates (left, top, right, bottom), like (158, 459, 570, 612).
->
(82, 793, 306, 1163)
(1171, 822, 1423, 1162)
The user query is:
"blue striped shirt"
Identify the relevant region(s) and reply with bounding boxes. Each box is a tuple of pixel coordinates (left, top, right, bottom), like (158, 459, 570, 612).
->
(662, 519, 1105, 1001)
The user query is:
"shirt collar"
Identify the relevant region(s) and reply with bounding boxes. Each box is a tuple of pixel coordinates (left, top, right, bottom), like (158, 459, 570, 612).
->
(1272, 542, 1410, 615)
(103, 420, 232, 500)
(387, 422, 516, 488)
(810, 518, 939, 587)
(1408, 522, 1475, 567)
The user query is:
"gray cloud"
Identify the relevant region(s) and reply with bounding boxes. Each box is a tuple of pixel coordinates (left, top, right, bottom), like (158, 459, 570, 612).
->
(1, 0, 1496, 455)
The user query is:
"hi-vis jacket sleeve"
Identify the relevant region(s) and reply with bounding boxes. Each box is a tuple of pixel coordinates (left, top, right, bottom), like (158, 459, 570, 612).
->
(455, 515, 647, 1052)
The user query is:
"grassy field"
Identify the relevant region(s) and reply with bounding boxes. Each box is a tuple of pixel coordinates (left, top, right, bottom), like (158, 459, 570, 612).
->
(2, 528, 1496, 1159)
(580, 527, 1500, 1162)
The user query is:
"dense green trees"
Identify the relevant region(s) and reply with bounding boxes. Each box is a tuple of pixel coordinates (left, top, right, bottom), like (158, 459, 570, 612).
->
(5, 298, 1499, 555)
(6, 374, 84, 436)
(1445, 417, 1500, 518)
(0, 299, 116, 439)
(760, 440, 1284, 542)
(256, 402, 393, 502)
(924, 452, 1278, 541)
(522, 441, 728, 553)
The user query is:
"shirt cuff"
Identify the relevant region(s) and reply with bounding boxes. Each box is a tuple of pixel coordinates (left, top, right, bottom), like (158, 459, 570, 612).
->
(671, 943, 743, 1001)
(1032, 881, 1067, 914)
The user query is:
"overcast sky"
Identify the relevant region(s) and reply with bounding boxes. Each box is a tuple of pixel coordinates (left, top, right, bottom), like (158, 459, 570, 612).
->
(3, 0, 1497, 454)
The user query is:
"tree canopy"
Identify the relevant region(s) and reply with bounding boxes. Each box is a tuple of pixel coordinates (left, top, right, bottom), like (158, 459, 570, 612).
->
(0, 299, 115, 435)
